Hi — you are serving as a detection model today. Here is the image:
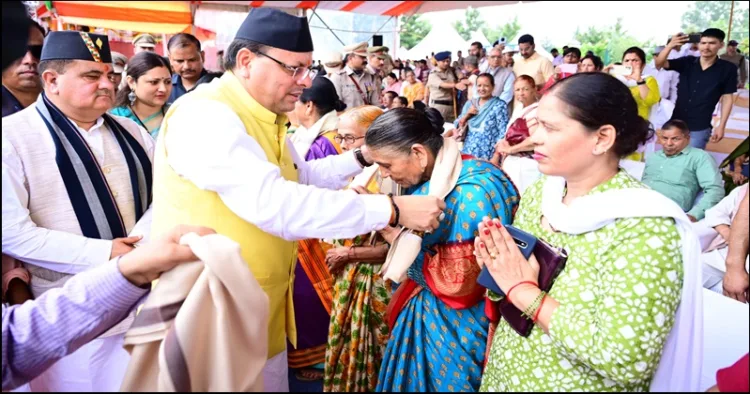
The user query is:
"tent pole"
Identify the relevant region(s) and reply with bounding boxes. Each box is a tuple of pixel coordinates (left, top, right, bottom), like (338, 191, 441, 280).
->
(162, 33, 168, 55)
(406, 2, 426, 17)
(373, 16, 394, 35)
(395, 16, 401, 57)
(368, 15, 394, 44)
(727, 0, 735, 43)
(311, 9, 346, 46)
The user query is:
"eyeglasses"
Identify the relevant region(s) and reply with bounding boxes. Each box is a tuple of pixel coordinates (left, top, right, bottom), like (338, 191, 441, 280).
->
(28, 45, 43, 59)
(334, 135, 365, 144)
(254, 51, 315, 80)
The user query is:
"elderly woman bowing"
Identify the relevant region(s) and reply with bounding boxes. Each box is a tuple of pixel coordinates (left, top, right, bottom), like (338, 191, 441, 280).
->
(371, 108, 520, 392)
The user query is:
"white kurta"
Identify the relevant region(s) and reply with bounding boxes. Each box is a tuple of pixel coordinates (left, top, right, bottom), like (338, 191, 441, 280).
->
(1, 105, 154, 392)
(164, 99, 392, 242)
(164, 98, 393, 392)
(696, 184, 750, 292)
(2, 106, 154, 282)
(645, 60, 680, 130)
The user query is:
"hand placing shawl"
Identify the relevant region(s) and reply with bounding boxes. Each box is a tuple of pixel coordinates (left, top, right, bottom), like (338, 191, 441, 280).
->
(120, 233, 269, 392)
(381, 137, 462, 283)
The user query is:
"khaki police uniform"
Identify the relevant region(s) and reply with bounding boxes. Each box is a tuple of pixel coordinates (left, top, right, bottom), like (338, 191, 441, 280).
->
(366, 65, 384, 95)
(427, 67, 459, 122)
(330, 65, 380, 109)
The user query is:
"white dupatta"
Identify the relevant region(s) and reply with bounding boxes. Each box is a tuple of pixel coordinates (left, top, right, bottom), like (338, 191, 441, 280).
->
(289, 110, 339, 158)
(380, 137, 463, 283)
(541, 175, 702, 392)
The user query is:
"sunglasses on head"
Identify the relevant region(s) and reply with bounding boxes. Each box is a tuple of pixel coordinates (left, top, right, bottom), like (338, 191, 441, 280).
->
(28, 45, 43, 59)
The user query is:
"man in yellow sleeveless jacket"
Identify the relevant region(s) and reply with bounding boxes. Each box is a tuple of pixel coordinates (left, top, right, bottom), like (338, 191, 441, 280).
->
(150, 8, 446, 391)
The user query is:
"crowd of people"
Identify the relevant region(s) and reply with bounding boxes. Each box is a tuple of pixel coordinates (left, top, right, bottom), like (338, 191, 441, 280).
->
(2, 1, 749, 393)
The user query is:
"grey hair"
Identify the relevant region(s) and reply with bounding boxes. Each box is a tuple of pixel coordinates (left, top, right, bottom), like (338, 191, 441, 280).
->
(224, 38, 267, 70)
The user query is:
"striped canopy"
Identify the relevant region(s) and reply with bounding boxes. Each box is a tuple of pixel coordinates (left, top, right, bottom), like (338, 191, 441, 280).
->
(36, 1, 529, 34)
(199, 1, 528, 15)
(37, 1, 193, 34)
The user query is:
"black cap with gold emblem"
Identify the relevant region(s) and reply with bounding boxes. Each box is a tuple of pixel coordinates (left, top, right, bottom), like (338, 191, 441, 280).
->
(41, 31, 113, 63)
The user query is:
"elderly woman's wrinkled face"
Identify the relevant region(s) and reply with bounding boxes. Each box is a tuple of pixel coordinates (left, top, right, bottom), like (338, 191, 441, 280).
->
(336, 115, 366, 152)
(514, 79, 536, 106)
(369, 145, 430, 187)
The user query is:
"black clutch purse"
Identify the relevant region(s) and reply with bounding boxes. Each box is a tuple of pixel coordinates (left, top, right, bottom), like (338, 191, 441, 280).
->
(499, 238, 568, 337)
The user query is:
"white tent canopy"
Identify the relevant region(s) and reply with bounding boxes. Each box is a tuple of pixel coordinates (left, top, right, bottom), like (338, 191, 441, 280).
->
(403, 25, 469, 60)
(467, 30, 491, 48)
(398, 46, 412, 59)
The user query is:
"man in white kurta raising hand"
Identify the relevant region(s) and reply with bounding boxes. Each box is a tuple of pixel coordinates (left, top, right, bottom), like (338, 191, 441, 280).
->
(2, 31, 153, 391)
(150, 7, 445, 391)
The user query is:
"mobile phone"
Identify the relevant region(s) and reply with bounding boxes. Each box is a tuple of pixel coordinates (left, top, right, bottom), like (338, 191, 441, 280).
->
(610, 65, 633, 77)
(688, 33, 701, 44)
(476, 225, 538, 296)
(559, 63, 578, 74)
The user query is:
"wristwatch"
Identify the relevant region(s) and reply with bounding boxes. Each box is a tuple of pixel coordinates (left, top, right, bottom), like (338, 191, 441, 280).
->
(636, 79, 646, 85)
(354, 148, 371, 167)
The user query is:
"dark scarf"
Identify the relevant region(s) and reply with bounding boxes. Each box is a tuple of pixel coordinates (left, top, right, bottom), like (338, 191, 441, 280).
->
(35, 92, 152, 239)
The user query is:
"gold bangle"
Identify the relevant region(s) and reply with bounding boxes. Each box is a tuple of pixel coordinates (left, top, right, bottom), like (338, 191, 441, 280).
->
(523, 291, 546, 320)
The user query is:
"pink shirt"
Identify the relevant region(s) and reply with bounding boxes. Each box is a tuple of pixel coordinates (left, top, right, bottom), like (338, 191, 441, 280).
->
(386, 82, 402, 95)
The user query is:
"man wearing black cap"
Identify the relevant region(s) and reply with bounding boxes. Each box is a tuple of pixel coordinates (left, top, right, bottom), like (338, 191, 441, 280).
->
(150, 7, 445, 391)
(2, 30, 154, 391)
(721, 40, 747, 89)
(427, 51, 465, 122)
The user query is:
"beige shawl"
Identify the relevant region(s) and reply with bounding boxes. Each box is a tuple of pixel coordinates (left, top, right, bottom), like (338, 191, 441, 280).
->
(120, 233, 269, 392)
(380, 137, 463, 283)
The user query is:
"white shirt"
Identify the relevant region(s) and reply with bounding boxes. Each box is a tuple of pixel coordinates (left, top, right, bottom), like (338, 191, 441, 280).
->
(2, 112, 154, 274)
(645, 60, 679, 104)
(165, 100, 392, 242)
(680, 44, 700, 58)
(478, 57, 489, 73)
(703, 184, 748, 230)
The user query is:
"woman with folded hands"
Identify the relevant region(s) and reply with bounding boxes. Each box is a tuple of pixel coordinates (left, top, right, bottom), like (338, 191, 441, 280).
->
(475, 72, 701, 392)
